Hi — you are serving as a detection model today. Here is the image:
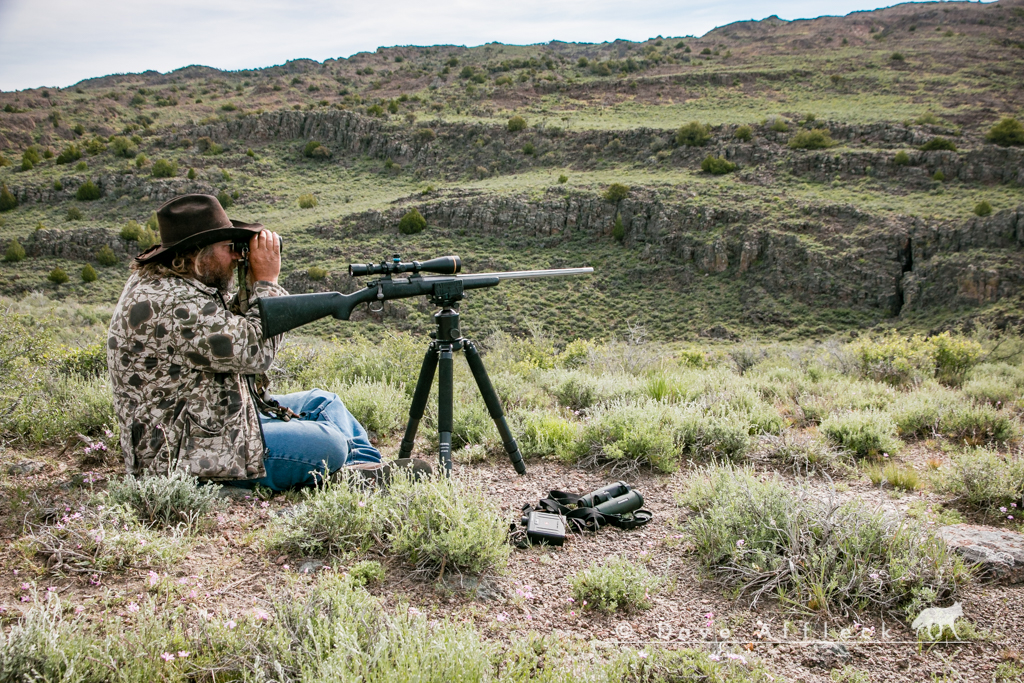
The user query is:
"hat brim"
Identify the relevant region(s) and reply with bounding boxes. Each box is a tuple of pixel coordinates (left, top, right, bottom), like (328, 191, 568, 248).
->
(134, 219, 264, 264)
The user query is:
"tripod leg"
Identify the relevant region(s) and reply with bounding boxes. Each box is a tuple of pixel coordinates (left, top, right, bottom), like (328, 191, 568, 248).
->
(399, 343, 438, 460)
(463, 340, 526, 475)
(437, 345, 454, 477)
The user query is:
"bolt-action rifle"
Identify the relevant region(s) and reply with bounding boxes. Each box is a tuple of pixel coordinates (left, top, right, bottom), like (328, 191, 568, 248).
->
(257, 255, 593, 339)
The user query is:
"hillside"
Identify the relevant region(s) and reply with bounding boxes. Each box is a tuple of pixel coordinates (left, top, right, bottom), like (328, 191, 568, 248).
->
(1, 0, 1023, 342)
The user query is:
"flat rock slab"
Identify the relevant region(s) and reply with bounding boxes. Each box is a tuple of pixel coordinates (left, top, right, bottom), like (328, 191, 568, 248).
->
(938, 524, 1024, 585)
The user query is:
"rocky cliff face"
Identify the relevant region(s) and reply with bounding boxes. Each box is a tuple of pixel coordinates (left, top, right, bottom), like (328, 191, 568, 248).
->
(321, 191, 1024, 318)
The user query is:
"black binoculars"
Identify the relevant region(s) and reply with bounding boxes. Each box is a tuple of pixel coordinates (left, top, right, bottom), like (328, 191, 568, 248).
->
(581, 481, 644, 516)
(232, 235, 284, 256)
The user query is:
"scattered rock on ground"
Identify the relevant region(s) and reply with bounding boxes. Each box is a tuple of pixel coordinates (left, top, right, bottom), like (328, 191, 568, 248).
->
(938, 524, 1024, 584)
(7, 459, 44, 476)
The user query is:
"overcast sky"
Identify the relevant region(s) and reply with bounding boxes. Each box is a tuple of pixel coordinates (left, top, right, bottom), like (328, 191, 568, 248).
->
(0, 0, 952, 91)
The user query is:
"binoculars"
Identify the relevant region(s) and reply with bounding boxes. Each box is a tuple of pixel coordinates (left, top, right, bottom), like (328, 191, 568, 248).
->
(520, 481, 645, 546)
(577, 481, 644, 513)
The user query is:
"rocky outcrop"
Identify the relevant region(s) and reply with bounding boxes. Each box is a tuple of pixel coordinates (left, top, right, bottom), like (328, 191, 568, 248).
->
(13, 227, 140, 262)
(5, 173, 217, 205)
(320, 192, 1023, 317)
(939, 524, 1024, 585)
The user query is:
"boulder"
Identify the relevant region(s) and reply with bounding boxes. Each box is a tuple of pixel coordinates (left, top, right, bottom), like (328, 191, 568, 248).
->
(938, 523, 1024, 585)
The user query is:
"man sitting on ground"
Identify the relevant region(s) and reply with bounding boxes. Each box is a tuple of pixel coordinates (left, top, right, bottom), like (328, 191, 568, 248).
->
(106, 194, 428, 489)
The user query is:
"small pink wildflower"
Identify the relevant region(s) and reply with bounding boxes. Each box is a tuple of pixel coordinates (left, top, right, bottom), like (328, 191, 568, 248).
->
(254, 608, 270, 622)
(870, 573, 880, 580)
(1013, 503, 1018, 508)
(358, 501, 366, 508)
(261, 501, 269, 508)
(496, 612, 508, 622)
(138, 539, 146, 546)
(736, 539, 745, 548)
(177, 651, 189, 659)
(148, 571, 159, 587)
(160, 652, 175, 662)
(75, 606, 85, 614)
(709, 654, 722, 662)
(20, 596, 30, 602)
(19, 583, 29, 590)
(127, 602, 139, 613)
(225, 620, 237, 629)
(639, 651, 648, 659)
(1009, 515, 1015, 520)
(1001, 507, 1008, 513)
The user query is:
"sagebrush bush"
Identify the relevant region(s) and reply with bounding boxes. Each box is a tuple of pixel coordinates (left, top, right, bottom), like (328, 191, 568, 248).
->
(55, 144, 81, 164)
(819, 409, 901, 458)
(985, 117, 1024, 147)
(120, 220, 144, 241)
(603, 183, 630, 202)
(4, 373, 116, 443)
(327, 378, 409, 435)
(95, 244, 118, 266)
(65, 206, 81, 220)
(47, 267, 69, 285)
(936, 449, 1024, 510)
(788, 128, 835, 149)
(80, 264, 97, 282)
(151, 159, 177, 178)
(890, 383, 959, 437)
(570, 556, 659, 612)
(106, 470, 226, 529)
(507, 115, 527, 132)
(920, 137, 957, 152)
(963, 363, 1024, 409)
(18, 503, 189, 574)
(270, 477, 382, 556)
(513, 408, 579, 460)
(894, 150, 911, 165)
(75, 180, 101, 201)
(974, 200, 993, 217)
(851, 332, 980, 387)
(349, 559, 385, 586)
(939, 403, 1017, 444)
(0, 183, 17, 211)
(384, 472, 509, 576)
(398, 208, 426, 234)
(675, 121, 711, 146)
(4, 239, 25, 262)
(680, 463, 969, 617)
(109, 135, 137, 158)
(701, 155, 736, 174)
(734, 124, 753, 141)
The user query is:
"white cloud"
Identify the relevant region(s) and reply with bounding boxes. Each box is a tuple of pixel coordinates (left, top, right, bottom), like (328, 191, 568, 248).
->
(0, 0, 929, 90)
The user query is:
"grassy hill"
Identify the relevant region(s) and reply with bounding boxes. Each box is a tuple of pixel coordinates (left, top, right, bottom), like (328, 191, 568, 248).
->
(1, 0, 1023, 343)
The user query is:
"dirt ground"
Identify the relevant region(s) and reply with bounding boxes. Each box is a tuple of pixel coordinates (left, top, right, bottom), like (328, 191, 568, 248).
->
(1, 438, 1021, 682)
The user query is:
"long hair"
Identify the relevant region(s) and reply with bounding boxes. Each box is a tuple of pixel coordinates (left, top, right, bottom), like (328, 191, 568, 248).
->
(132, 246, 212, 280)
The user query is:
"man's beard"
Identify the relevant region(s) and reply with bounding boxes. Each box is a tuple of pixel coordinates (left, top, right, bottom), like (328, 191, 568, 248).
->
(196, 250, 234, 293)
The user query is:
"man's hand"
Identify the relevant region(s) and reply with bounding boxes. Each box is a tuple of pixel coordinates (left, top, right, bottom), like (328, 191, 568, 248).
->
(248, 229, 281, 284)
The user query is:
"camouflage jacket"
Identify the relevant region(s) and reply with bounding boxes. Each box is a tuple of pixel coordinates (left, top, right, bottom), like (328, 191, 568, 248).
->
(106, 271, 287, 480)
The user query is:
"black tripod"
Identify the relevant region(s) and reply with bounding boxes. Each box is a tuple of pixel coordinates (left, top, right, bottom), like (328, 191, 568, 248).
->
(397, 286, 526, 477)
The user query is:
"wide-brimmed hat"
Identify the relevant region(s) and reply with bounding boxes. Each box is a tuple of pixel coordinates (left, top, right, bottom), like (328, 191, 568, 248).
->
(134, 194, 263, 264)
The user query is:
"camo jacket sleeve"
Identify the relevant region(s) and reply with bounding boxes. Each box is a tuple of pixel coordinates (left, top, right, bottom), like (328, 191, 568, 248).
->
(107, 272, 288, 481)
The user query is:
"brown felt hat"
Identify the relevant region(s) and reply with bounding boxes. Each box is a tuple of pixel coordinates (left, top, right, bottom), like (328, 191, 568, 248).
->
(134, 194, 263, 264)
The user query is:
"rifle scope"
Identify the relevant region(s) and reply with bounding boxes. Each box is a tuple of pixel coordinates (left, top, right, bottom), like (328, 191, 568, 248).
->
(349, 254, 461, 277)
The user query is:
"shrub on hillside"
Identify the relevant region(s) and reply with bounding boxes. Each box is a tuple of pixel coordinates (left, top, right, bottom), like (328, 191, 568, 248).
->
(675, 121, 711, 147)
(47, 267, 69, 285)
(603, 183, 630, 202)
(733, 124, 753, 141)
(570, 557, 659, 612)
(4, 239, 26, 262)
(963, 363, 1024, 409)
(819, 409, 901, 458)
(55, 144, 81, 165)
(65, 207, 82, 221)
(303, 140, 329, 158)
(919, 137, 957, 152)
(150, 159, 177, 178)
(307, 266, 327, 281)
(894, 150, 911, 165)
(398, 208, 426, 234)
(95, 245, 118, 267)
(109, 136, 137, 158)
(0, 183, 16, 212)
(974, 200, 992, 217)
(851, 332, 981, 386)
(768, 117, 789, 132)
(701, 155, 736, 174)
(679, 463, 969, 617)
(513, 409, 579, 460)
(789, 128, 835, 149)
(81, 264, 97, 283)
(75, 180, 101, 201)
(985, 117, 1024, 147)
(507, 115, 527, 132)
(120, 220, 143, 241)
(298, 193, 318, 209)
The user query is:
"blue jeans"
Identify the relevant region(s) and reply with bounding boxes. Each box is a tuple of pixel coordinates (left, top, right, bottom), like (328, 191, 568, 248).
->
(231, 389, 382, 491)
